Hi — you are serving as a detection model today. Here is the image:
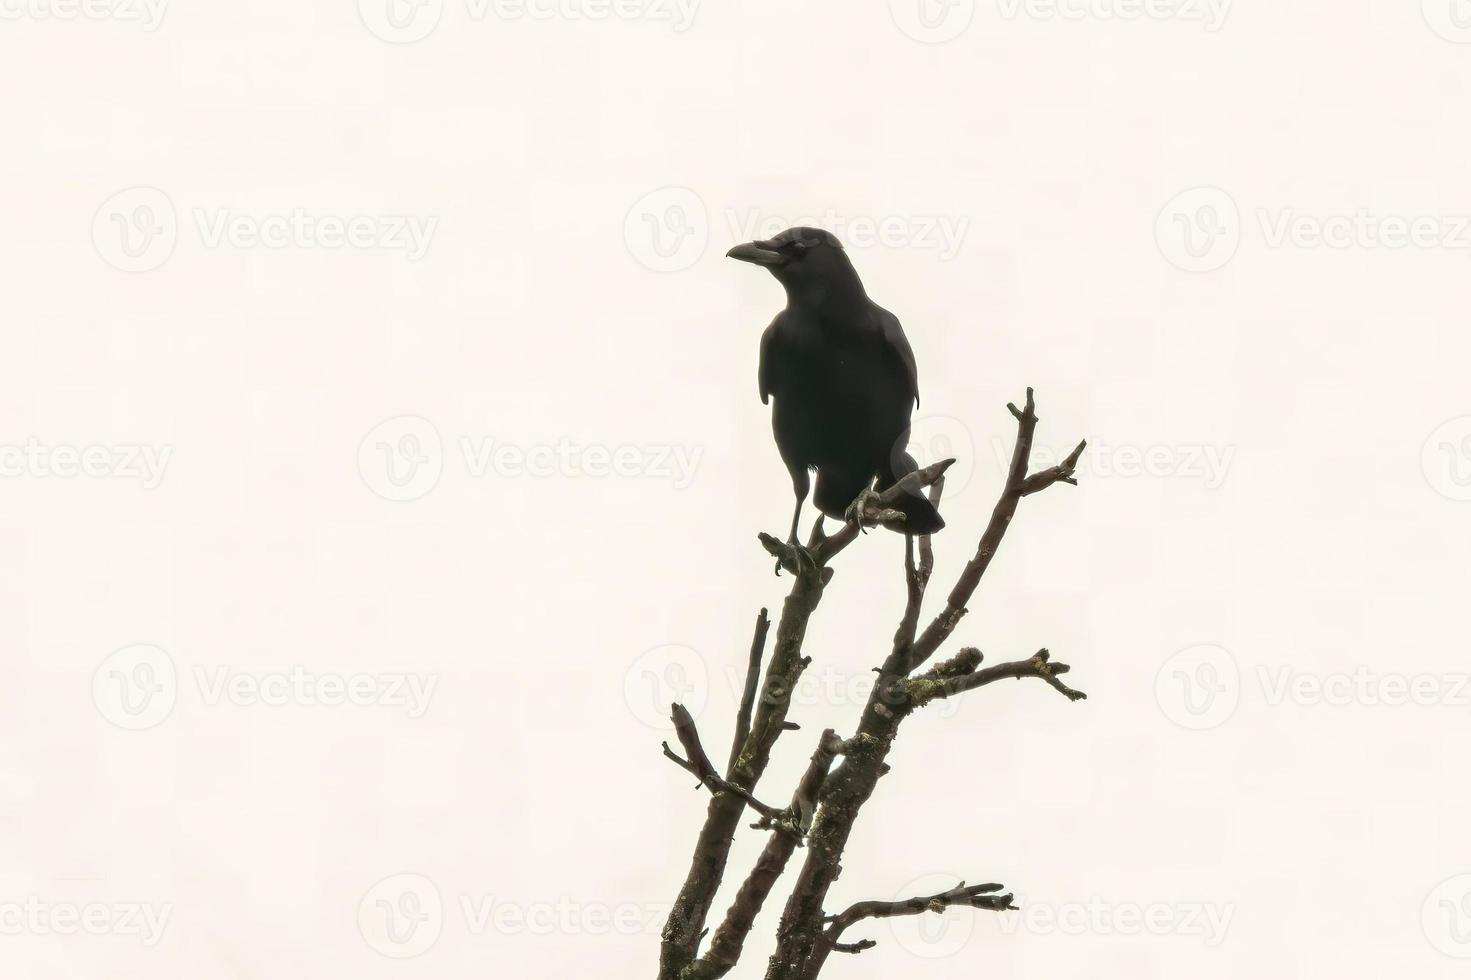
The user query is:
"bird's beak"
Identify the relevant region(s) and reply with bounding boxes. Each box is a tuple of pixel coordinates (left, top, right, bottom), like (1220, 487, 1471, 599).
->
(726, 241, 787, 267)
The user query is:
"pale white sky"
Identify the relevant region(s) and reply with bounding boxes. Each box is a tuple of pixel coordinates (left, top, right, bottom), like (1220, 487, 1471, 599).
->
(3, 2, 1471, 978)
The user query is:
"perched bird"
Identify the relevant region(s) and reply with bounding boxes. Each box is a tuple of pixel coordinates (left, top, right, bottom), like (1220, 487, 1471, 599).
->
(727, 227, 945, 553)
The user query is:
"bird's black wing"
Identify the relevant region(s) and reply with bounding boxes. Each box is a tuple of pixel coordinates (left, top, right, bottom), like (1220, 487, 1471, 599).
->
(875, 308, 920, 407)
(758, 320, 781, 405)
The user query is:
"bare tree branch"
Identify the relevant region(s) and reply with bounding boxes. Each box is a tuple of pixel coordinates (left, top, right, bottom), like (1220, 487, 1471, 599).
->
(905, 388, 1085, 675)
(908, 649, 1088, 707)
(682, 731, 842, 980)
(827, 881, 1017, 932)
(728, 608, 772, 777)
(663, 704, 785, 822)
(752, 729, 843, 837)
(913, 645, 983, 683)
(660, 391, 1090, 980)
(795, 882, 1016, 978)
(759, 391, 1088, 980)
(1020, 439, 1087, 496)
(760, 458, 955, 577)
(658, 552, 832, 979)
(893, 477, 945, 660)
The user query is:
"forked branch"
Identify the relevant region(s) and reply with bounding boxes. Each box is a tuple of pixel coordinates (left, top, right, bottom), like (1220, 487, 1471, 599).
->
(821, 881, 1018, 955)
(908, 648, 1088, 707)
(658, 390, 1090, 980)
(681, 730, 843, 980)
(663, 703, 785, 822)
(904, 388, 1085, 674)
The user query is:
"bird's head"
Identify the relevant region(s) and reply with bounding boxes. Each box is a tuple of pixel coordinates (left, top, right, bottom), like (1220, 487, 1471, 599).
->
(726, 227, 865, 308)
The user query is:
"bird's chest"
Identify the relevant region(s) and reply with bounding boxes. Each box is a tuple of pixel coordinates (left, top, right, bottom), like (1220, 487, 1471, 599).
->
(778, 331, 875, 402)
(770, 327, 897, 454)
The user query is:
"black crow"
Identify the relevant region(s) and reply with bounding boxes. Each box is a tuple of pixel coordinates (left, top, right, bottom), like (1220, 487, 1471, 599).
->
(728, 227, 945, 553)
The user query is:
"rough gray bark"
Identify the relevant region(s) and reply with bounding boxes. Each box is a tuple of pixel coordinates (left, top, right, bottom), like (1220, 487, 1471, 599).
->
(656, 390, 1088, 980)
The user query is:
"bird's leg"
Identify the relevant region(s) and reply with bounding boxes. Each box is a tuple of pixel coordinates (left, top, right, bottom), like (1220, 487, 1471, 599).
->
(843, 485, 884, 534)
(773, 497, 819, 576)
(775, 496, 803, 576)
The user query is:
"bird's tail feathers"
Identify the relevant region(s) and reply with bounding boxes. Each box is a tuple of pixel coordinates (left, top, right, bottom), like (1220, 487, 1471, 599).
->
(888, 488, 946, 535)
(878, 451, 946, 535)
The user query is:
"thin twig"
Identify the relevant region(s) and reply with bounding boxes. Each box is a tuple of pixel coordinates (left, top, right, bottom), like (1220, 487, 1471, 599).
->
(826, 881, 1016, 931)
(907, 649, 1088, 707)
(890, 477, 946, 668)
(905, 389, 1085, 674)
(728, 609, 772, 777)
(664, 704, 785, 822)
(806, 882, 1015, 973)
